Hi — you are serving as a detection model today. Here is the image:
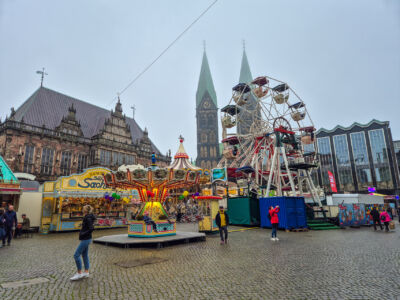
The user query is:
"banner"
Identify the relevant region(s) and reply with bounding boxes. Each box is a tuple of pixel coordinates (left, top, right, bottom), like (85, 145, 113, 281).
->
(327, 171, 337, 193)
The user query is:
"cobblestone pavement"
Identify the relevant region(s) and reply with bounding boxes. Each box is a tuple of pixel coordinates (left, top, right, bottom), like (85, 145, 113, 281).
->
(0, 223, 399, 300)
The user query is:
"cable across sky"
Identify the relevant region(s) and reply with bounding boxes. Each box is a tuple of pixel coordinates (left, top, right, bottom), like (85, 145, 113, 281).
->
(108, 0, 219, 107)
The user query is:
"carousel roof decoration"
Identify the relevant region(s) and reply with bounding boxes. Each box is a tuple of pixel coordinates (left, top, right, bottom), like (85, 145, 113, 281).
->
(169, 135, 201, 170)
(104, 167, 201, 203)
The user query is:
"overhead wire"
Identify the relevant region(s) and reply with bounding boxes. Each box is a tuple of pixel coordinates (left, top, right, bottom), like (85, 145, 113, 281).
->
(108, 0, 219, 107)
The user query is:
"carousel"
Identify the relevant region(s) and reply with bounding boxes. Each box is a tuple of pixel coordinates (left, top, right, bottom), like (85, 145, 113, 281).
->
(104, 164, 201, 238)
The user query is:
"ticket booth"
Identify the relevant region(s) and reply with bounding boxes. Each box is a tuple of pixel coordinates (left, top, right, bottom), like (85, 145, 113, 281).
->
(197, 196, 222, 233)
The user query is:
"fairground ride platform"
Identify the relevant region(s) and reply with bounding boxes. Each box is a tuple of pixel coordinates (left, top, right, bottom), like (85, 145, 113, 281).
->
(93, 231, 206, 248)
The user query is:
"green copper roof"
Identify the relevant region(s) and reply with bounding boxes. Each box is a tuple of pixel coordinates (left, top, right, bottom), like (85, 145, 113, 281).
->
(0, 156, 18, 183)
(239, 49, 253, 83)
(196, 51, 217, 108)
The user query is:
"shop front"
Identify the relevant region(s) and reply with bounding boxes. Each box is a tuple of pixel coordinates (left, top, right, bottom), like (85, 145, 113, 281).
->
(41, 167, 136, 233)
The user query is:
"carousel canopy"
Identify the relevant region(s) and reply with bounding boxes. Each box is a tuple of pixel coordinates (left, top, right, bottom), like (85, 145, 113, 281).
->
(169, 136, 201, 170)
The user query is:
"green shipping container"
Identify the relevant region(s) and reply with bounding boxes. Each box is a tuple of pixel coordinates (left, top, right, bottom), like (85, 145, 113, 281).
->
(227, 196, 260, 226)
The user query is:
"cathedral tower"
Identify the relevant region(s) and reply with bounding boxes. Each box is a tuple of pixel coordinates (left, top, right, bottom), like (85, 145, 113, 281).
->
(195, 49, 220, 169)
(237, 47, 259, 136)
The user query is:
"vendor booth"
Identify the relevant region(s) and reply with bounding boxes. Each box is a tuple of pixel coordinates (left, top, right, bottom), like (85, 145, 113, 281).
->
(228, 196, 260, 226)
(41, 168, 133, 233)
(197, 196, 221, 233)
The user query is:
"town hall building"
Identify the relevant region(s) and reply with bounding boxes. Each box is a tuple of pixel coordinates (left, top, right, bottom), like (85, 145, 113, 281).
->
(0, 87, 171, 183)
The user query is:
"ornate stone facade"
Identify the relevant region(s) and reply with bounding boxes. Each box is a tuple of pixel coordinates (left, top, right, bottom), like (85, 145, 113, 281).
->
(0, 87, 171, 182)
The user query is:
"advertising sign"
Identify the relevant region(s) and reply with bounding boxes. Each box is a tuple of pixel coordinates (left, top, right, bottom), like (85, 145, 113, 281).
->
(327, 171, 337, 193)
(61, 168, 111, 190)
(212, 168, 227, 182)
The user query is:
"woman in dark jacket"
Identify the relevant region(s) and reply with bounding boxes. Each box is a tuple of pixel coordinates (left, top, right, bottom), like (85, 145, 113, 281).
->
(70, 205, 96, 281)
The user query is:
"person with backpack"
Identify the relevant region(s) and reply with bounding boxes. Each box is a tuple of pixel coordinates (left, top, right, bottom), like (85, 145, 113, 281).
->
(380, 209, 391, 232)
(70, 205, 96, 281)
(370, 207, 383, 231)
(268, 205, 280, 241)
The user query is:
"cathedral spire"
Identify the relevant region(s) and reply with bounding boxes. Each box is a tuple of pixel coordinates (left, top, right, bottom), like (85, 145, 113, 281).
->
(196, 47, 217, 108)
(239, 46, 253, 84)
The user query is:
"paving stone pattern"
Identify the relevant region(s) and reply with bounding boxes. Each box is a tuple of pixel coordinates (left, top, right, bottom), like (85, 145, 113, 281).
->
(0, 224, 399, 299)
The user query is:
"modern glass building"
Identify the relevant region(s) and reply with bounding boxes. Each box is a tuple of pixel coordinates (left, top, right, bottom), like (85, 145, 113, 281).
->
(315, 120, 399, 195)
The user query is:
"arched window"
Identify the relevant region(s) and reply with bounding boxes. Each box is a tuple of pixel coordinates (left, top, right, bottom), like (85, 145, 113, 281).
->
(210, 131, 216, 143)
(201, 133, 207, 143)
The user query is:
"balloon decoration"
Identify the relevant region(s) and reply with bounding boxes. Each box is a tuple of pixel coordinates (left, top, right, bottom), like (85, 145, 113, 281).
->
(146, 190, 155, 198)
(183, 191, 189, 197)
(178, 195, 184, 200)
(194, 192, 200, 196)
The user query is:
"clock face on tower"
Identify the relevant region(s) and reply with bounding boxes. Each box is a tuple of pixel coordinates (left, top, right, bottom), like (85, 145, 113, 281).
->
(203, 101, 211, 108)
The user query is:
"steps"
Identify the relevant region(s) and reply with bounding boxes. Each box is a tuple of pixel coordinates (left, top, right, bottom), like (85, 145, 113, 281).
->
(307, 220, 341, 230)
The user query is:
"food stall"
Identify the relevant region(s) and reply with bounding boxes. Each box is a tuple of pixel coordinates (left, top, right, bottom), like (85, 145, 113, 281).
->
(41, 167, 135, 233)
(196, 196, 221, 233)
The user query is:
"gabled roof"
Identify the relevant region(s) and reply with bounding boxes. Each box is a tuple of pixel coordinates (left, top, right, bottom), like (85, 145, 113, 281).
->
(239, 49, 253, 84)
(196, 51, 217, 108)
(13, 87, 162, 154)
(317, 119, 389, 134)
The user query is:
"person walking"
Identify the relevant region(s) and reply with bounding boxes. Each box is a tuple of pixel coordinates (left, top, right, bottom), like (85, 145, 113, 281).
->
(70, 205, 96, 281)
(370, 207, 383, 231)
(380, 209, 391, 232)
(215, 206, 229, 245)
(3, 205, 17, 246)
(269, 205, 280, 241)
(0, 208, 6, 248)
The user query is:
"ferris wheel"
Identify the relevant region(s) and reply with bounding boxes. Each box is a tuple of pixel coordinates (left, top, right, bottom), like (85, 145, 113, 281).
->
(219, 75, 322, 205)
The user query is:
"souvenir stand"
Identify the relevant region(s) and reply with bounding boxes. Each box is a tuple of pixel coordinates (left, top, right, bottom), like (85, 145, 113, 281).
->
(196, 196, 222, 233)
(104, 167, 201, 238)
(41, 167, 133, 233)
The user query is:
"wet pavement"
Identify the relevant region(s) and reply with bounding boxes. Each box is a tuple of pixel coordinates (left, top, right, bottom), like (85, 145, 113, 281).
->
(0, 223, 399, 299)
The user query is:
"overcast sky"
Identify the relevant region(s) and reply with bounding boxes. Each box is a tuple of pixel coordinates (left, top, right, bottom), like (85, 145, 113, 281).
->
(1, 0, 399, 160)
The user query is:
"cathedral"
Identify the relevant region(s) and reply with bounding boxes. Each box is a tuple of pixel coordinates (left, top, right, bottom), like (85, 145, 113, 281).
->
(0, 87, 171, 182)
(195, 47, 255, 169)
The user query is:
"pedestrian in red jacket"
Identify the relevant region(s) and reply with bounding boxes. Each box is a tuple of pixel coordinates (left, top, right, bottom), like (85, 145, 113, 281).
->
(269, 206, 280, 241)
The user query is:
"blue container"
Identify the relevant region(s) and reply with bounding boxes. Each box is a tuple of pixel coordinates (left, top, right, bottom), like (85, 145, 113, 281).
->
(259, 197, 307, 230)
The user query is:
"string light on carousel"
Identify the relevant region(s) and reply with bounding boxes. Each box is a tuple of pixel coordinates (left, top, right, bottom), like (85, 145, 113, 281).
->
(103, 148, 202, 237)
